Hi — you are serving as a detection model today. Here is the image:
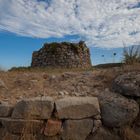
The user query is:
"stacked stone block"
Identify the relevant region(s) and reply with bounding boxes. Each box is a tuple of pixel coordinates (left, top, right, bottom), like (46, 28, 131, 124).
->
(0, 97, 101, 140)
(31, 41, 91, 68)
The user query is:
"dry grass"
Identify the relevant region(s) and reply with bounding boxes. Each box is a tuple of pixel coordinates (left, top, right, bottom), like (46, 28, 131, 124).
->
(123, 45, 140, 64)
(121, 126, 140, 140)
(8, 66, 93, 74)
(0, 63, 139, 105)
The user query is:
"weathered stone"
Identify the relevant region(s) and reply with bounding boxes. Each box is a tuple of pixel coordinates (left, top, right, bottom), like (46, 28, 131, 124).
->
(62, 119, 93, 140)
(0, 118, 43, 134)
(44, 119, 62, 136)
(99, 90, 139, 127)
(12, 97, 54, 119)
(55, 97, 100, 119)
(113, 72, 140, 97)
(0, 104, 13, 117)
(87, 127, 121, 140)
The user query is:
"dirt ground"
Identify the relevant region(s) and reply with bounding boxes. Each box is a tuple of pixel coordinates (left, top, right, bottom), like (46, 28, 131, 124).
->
(0, 64, 140, 105)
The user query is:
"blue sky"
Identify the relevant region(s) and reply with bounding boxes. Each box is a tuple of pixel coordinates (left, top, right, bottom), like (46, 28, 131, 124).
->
(0, 0, 139, 69)
(0, 31, 123, 69)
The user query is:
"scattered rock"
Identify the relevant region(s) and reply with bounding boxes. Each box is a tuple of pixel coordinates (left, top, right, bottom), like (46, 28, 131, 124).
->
(62, 119, 93, 140)
(44, 119, 62, 136)
(55, 97, 100, 119)
(12, 97, 54, 119)
(113, 72, 140, 97)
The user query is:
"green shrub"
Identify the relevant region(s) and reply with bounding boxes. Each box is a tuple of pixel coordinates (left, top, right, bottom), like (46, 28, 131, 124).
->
(123, 45, 140, 64)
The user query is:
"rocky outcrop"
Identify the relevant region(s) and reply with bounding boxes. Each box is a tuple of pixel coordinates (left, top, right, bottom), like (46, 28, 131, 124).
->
(31, 41, 91, 68)
(113, 72, 140, 97)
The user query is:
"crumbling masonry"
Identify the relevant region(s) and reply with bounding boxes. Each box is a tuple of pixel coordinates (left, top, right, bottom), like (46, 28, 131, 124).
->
(31, 41, 91, 68)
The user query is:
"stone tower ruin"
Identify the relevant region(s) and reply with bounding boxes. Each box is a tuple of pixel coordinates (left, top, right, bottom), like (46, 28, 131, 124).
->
(31, 41, 91, 68)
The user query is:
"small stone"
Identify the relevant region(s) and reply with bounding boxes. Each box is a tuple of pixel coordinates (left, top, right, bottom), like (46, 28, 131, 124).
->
(58, 91, 65, 96)
(94, 115, 101, 120)
(94, 120, 102, 128)
(43, 74, 48, 79)
(92, 120, 102, 133)
(44, 119, 62, 136)
(63, 91, 69, 95)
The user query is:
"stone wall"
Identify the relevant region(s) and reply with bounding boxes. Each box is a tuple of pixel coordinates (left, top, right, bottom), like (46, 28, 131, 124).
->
(31, 41, 91, 68)
(0, 91, 139, 140)
(0, 97, 101, 140)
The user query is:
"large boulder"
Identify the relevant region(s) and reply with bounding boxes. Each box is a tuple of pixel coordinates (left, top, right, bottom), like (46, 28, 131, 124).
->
(98, 90, 139, 127)
(113, 72, 140, 97)
(12, 97, 54, 119)
(62, 119, 93, 140)
(55, 97, 100, 119)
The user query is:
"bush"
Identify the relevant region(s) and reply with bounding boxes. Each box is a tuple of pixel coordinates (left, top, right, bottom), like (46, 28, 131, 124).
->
(123, 45, 140, 64)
